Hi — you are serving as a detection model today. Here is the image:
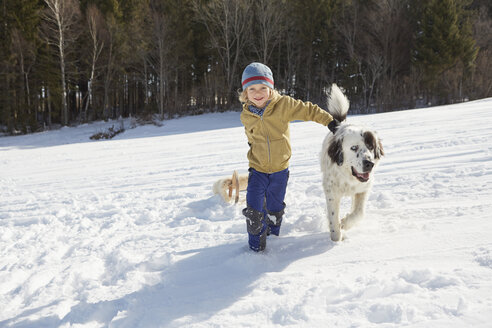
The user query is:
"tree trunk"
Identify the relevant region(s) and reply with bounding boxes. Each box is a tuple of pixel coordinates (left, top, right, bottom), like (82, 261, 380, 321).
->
(59, 28, 68, 125)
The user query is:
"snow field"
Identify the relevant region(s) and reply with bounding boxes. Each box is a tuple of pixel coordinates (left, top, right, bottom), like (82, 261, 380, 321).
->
(1, 100, 492, 327)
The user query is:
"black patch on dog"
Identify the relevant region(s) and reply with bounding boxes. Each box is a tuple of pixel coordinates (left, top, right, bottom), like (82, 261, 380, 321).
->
(377, 139, 384, 158)
(328, 138, 344, 166)
(364, 131, 384, 159)
(363, 131, 375, 150)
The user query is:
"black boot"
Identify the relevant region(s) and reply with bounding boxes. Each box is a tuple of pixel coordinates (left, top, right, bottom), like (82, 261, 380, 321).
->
(266, 208, 284, 236)
(243, 206, 267, 252)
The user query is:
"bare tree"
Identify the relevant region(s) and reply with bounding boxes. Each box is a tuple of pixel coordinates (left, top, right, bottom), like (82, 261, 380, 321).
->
(10, 28, 37, 112)
(335, 0, 412, 111)
(148, 1, 176, 118)
(470, 5, 492, 99)
(282, 23, 300, 94)
(83, 4, 105, 122)
(366, 50, 384, 109)
(369, 0, 412, 110)
(101, 14, 121, 119)
(192, 0, 252, 106)
(335, 1, 369, 108)
(253, 0, 284, 63)
(41, 0, 81, 126)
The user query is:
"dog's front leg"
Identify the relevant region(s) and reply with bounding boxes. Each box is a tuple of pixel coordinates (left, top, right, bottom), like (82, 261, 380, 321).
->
(325, 193, 342, 241)
(341, 192, 368, 230)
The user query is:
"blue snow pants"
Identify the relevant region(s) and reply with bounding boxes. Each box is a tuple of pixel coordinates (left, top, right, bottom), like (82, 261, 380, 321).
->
(246, 167, 289, 216)
(243, 168, 289, 251)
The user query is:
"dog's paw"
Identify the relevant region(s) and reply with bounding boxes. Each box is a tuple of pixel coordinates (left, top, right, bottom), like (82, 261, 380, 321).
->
(341, 213, 361, 231)
(330, 229, 343, 242)
(340, 217, 346, 229)
(340, 215, 352, 231)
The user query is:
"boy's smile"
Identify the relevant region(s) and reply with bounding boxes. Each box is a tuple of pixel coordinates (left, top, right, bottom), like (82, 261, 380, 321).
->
(247, 84, 271, 108)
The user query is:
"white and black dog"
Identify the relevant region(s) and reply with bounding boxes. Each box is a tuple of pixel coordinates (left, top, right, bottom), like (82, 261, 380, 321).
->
(320, 85, 384, 242)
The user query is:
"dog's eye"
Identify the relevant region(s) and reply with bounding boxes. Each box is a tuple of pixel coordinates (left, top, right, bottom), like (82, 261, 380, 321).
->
(351, 145, 359, 152)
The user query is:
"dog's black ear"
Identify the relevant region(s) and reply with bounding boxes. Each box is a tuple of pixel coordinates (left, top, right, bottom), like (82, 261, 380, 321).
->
(375, 139, 384, 159)
(364, 131, 384, 159)
(328, 139, 343, 166)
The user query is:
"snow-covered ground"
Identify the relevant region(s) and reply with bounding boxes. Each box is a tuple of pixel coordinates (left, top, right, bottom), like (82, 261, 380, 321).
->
(1, 98, 491, 327)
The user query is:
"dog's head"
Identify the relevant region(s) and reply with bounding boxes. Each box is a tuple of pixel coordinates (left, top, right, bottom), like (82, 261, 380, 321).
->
(328, 125, 384, 183)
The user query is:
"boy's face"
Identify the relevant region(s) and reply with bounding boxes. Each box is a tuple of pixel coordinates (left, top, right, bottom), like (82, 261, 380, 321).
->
(246, 84, 271, 108)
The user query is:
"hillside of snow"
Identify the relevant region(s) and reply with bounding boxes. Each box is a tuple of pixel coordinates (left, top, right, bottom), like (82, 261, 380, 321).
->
(1, 98, 491, 327)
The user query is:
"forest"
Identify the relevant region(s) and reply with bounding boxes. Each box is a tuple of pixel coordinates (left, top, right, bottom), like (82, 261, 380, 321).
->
(1, 0, 491, 134)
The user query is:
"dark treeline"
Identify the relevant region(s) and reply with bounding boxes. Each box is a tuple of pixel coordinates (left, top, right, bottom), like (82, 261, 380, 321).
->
(1, 0, 491, 134)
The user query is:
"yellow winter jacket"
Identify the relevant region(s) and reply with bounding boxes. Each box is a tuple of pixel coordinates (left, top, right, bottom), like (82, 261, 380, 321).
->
(240, 93, 333, 173)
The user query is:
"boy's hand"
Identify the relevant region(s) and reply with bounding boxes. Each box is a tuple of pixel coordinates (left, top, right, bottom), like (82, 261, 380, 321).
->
(328, 119, 340, 133)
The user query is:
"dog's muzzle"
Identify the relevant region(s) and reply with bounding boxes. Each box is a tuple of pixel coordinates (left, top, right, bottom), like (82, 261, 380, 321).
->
(363, 159, 374, 172)
(351, 160, 374, 182)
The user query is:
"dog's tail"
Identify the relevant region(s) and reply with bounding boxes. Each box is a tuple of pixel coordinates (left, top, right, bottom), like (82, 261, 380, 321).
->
(327, 84, 349, 123)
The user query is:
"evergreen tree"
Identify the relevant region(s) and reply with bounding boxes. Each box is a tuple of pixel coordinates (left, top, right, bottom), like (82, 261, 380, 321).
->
(0, 0, 41, 132)
(413, 0, 478, 94)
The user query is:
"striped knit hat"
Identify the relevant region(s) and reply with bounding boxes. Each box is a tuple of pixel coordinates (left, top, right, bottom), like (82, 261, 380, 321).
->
(241, 62, 274, 90)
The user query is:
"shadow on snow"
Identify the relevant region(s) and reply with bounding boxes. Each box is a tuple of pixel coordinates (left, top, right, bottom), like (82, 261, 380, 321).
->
(3, 233, 334, 327)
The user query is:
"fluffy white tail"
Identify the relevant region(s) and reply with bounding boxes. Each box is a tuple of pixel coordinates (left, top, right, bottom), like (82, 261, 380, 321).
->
(327, 84, 350, 122)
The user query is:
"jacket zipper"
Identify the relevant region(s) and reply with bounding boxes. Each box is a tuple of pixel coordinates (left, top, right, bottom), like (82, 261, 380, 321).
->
(260, 115, 272, 173)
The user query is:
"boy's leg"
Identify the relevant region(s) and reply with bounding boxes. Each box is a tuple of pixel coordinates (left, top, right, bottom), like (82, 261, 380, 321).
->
(246, 168, 268, 212)
(244, 168, 269, 251)
(265, 168, 289, 236)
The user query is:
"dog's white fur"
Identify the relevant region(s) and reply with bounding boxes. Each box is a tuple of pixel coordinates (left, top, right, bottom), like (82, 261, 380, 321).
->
(320, 84, 384, 241)
(213, 172, 249, 203)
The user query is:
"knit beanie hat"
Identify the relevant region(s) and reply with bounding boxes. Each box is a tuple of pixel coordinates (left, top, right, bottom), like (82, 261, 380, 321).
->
(241, 62, 274, 90)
